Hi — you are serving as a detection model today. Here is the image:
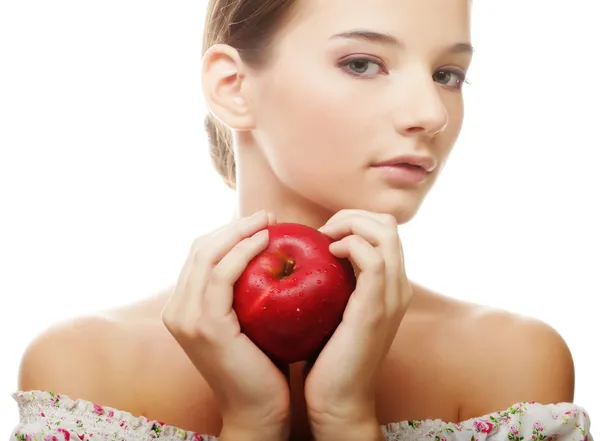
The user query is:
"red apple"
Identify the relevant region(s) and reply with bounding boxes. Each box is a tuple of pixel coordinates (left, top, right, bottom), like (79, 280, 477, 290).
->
(233, 222, 357, 364)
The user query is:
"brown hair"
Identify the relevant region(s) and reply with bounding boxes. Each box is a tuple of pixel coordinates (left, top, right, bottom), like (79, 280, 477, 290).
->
(202, 0, 297, 189)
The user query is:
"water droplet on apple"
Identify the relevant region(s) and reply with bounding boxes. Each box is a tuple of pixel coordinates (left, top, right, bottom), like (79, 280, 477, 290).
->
(316, 280, 322, 285)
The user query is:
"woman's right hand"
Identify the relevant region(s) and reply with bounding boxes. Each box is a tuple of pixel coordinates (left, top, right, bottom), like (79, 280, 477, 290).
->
(161, 210, 290, 441)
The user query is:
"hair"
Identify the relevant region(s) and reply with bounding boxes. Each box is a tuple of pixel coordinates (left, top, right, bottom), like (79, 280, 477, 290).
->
(202, 0, 297, 189)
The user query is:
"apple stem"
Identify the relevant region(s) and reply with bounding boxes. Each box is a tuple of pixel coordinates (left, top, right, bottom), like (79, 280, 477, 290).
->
(282, 259, 295, 277)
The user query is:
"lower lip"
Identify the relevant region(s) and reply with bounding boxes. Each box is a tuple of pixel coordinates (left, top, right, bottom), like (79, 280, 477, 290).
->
(373, 164, 429, 185)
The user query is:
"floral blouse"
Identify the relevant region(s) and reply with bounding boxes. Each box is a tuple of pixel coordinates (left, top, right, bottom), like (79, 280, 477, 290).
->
(11, 390, 593, 441)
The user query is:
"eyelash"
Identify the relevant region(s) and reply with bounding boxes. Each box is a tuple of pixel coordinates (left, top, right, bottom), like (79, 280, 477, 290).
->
(337, 56, 471, 90)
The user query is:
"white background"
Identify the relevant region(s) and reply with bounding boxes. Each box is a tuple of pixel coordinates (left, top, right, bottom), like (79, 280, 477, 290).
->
(1, 0, 598, 433)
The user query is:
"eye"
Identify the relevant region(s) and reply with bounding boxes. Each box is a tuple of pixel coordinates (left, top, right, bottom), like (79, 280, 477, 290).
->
(433, 69, 470, 90)
(338, 57, 386, 78)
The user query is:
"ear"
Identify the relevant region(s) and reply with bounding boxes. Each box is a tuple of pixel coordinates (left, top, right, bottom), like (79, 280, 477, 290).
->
(201, 44, 254, 131)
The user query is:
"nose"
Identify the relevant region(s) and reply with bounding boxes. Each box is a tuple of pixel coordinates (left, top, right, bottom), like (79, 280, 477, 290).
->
(392, 69, 449, 138)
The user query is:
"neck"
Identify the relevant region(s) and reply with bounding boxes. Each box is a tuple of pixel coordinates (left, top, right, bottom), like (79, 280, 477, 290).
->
(232, 136, 333, 229)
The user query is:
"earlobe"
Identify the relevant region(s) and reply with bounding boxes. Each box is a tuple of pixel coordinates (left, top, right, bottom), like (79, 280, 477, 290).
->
(201, 44, 254, 131)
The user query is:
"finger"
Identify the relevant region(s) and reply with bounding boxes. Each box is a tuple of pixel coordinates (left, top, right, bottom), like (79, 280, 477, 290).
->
(319, 213, 386, 245)
(202, 210, 271, 265)
(330, 235, 386, 311)
(212, 211, 276, 236)
(360, 210, 399, 229)
(322, 209, 397, 229)
(328, 218, 406, 320)
(320, 210, 399, 247)
(330, 235, 384, 276)
(204, 229, 270, 317)
(165, 212, 274, 327)
(321, 214, 402, 270)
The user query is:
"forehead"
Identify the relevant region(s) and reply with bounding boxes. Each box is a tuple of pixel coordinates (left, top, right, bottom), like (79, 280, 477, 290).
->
(284, 0, 471, 46)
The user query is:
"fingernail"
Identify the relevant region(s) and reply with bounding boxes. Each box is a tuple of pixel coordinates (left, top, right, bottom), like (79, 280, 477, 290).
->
(252, 210, 266, 218)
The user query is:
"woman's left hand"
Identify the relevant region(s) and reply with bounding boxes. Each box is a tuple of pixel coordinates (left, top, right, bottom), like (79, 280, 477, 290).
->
(304, 209, 413, 441)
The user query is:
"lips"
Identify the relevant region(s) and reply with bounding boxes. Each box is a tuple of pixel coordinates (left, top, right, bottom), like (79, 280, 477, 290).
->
(372, 154, 436, 173)
(397, 163, 423, 170)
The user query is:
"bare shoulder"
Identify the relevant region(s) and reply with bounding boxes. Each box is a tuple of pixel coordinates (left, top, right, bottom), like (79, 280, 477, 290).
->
(17, 295, 169, 411)
(404, 284, 575, 420)
(427, 289, 575, 419)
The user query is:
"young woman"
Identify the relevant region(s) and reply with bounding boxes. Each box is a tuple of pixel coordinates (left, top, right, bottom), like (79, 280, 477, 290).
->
(12, 0, 593, 440)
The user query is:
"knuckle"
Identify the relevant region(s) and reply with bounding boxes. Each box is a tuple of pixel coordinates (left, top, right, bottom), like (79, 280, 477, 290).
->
(330, 209, 351, 222)
(366, 253, 385, 273)
(343, 235, 360, 247)
(192, 319, 223, 344)
(385, 256, 401, 271)
(383, 228, 399, 243)
(167, 318, 216, 343)
(190, 238, 210, 265)
(177, 322, 199, 339)
(189, 235, 206, 254)
(237, 235, 255, 250)
(209, 265, 231, 285)
(190, 320, 210, 338)
(380, 213, 398, 227)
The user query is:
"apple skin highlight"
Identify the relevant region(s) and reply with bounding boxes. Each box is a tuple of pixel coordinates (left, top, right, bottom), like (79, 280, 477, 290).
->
(233, 223, 357, 364)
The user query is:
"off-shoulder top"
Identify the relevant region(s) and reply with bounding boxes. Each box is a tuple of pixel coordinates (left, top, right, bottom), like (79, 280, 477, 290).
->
(11, 390, 593, 441)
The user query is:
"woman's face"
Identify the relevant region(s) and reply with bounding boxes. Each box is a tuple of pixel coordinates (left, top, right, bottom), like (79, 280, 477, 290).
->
(236, 0, 472, 223)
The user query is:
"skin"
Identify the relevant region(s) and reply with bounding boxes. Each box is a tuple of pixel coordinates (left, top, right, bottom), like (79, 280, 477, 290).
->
(18, 0, 576, 440)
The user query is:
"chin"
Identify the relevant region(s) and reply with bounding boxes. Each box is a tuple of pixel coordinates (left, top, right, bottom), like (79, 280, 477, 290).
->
(361, 193, 426, 224)
(328, 199, 421, 225)
(305, 183, 427, 224)
(392, 208, 420, 225)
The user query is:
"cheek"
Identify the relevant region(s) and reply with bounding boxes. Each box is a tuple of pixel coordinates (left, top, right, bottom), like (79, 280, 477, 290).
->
(254, 67, 375, 183)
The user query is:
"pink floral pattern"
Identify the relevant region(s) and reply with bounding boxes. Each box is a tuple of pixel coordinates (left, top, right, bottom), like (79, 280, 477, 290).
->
(11, 390, 593, 441)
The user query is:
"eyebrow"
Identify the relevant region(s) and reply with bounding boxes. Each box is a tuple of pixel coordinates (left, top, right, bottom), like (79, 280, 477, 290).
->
(329, 29, 474, 55)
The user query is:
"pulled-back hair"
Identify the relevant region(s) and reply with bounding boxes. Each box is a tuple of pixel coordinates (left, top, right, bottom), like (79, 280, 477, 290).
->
(202, 0, 296, 189)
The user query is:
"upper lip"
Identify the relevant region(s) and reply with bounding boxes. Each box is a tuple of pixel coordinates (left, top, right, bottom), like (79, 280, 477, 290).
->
(372, 154, 437, 173)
